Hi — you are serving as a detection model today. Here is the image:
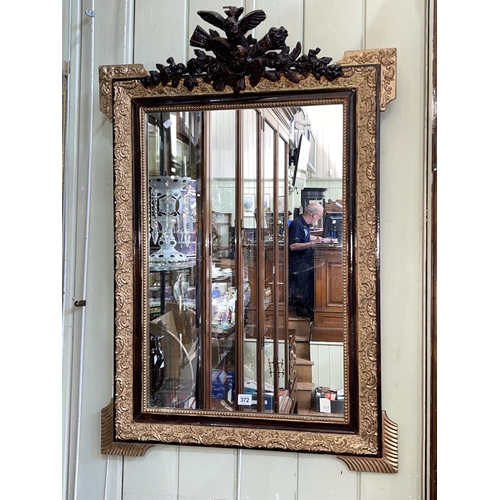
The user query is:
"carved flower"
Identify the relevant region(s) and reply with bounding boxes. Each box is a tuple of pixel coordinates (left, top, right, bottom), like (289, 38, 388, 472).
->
(183, 75, 199, 91)
(248, 58, 265, 87)
(267, 27, 288, 50)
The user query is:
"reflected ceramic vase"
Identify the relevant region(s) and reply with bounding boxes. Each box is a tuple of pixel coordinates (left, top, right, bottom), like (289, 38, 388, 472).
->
(150, 219, 189, 269)
(149, 175, 192, 269)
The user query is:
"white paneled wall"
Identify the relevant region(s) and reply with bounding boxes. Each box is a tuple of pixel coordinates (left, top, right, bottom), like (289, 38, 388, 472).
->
(310, 343, 344, 392)
(211, 110, 237, 179)
(244, 339, 287, 389)
(306, 104, 344, 179)
(63, 0, 428, 498)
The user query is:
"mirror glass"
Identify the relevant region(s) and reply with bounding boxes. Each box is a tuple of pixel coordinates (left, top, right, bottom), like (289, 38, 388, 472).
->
(146, 102, 346, 417)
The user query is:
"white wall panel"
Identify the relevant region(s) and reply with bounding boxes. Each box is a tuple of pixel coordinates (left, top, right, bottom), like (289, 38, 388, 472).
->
(297, 453, 357, 500)
(310, 343, 344, 391)
(123, 447, 180, 499)
(135, 0, 188, 68)
(178, 447, 238, 499)
(361, 0, 426, 498)
(253, 0, 304, 49)
(304, 0, 365, 60)
(77, 1, 137, 497)
(63, 0, 136, 498)
(239, 449, 298, 499)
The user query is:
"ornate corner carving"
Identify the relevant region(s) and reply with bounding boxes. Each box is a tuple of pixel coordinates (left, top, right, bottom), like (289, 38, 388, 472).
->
(101, 399, 155, 456)
(337, 411, 398, 473)
(338, 48, 397, 110)
(99, 64, 149, 121)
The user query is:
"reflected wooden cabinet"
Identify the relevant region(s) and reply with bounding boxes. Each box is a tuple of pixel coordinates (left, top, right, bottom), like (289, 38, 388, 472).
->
(312, 246, 344, 342)
(144, 106, 297, 415)
(212, 211, 233, 259)
(264, 245, 286, 324)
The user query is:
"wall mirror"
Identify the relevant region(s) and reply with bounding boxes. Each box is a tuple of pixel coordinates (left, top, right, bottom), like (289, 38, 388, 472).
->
(99, 6, 398, 472)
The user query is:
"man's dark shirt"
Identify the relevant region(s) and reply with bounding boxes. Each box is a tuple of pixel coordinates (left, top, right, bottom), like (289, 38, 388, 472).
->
(288, 215, 312, 271)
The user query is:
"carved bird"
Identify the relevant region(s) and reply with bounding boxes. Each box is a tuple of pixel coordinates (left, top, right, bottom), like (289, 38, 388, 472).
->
(191, 7, 266, 49)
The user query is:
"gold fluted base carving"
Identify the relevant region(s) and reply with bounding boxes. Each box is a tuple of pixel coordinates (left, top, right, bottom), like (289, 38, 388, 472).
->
(101, 399, 155, 456)
(337, 411, 398, 473)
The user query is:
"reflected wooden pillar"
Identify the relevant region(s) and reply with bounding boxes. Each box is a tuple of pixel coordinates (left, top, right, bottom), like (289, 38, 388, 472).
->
(311, 246, 343, 342)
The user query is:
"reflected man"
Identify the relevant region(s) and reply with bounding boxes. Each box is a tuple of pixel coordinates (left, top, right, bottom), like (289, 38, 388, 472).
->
(288, 202, 327, 318)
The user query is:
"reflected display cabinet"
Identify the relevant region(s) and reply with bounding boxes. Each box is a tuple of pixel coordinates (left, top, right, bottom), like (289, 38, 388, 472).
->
(144, 107, 296, 414)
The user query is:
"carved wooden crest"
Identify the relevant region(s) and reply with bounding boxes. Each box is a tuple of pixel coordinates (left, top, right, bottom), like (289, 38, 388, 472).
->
(141, 6, 344, 93)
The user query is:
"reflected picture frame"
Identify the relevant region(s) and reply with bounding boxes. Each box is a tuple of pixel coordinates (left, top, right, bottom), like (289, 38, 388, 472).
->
(243, 194, 255, 213)
(263, 194, 271, 210)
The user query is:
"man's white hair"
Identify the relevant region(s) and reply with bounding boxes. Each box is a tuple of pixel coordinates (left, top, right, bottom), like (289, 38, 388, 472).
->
(304, 202, 323, 215)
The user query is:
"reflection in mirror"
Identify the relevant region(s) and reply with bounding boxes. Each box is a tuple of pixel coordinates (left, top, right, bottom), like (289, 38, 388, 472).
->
(147, 110, 202, 409)
(146, 103, 346, 417)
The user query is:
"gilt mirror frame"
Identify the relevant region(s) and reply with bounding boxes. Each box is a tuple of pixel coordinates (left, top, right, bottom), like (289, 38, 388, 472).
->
(99, 6, 397, 473)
